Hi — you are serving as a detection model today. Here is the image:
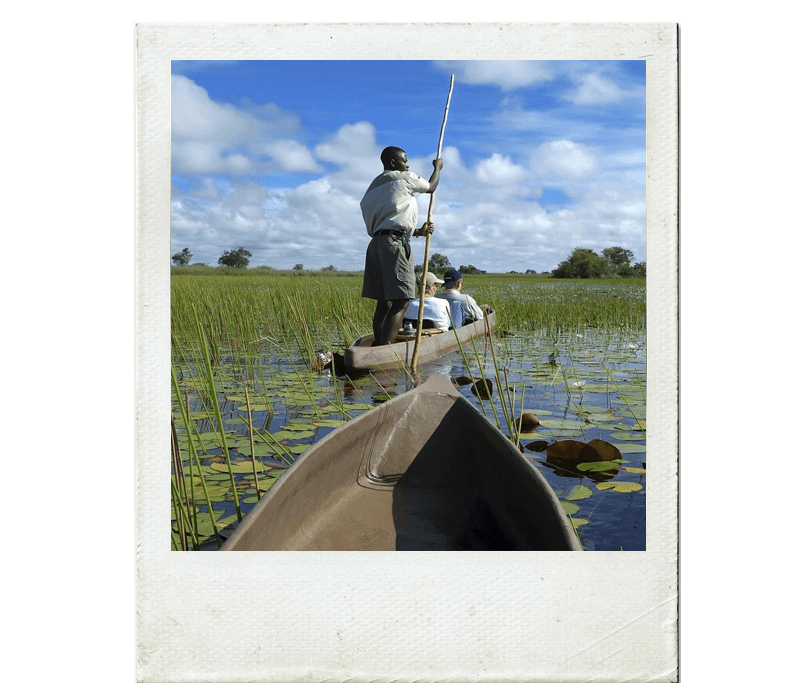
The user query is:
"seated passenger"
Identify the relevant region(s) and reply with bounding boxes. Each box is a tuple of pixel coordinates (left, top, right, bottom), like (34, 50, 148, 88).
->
(403, 272, 453, 331)
(435, 268, 489, 326)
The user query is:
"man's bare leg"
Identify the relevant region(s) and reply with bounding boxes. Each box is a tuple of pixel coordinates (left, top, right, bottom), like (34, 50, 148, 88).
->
(372, 299, 408, 346)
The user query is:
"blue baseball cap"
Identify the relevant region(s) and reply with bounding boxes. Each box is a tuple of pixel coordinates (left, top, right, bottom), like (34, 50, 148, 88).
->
(442, 268, 462, 285)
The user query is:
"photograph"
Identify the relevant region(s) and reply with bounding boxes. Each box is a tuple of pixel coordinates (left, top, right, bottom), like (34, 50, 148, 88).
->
(169, 57, 648, 552)
(138, 22, 678, 682)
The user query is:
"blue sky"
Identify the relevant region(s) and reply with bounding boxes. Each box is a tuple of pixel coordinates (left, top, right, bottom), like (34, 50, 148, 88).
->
(171, 60, 646, 273)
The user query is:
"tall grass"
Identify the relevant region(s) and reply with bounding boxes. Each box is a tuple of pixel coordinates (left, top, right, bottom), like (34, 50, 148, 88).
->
(171, 271, 646, 343)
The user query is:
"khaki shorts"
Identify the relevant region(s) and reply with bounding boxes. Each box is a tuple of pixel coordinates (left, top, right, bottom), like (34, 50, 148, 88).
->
(362, 233, 415, 300)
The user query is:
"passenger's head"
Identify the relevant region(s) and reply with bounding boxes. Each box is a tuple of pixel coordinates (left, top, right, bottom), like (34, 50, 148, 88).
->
(422, 271, 444, 296)
(442, 268, 463, 290)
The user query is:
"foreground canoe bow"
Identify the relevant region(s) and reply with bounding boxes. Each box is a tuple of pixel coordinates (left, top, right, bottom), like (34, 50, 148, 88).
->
(221, 373, 581, 551)
(343, 311, 496, 373)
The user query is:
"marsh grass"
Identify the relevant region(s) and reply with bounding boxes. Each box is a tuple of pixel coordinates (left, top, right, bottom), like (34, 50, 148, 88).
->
(170, 271, 646, 549)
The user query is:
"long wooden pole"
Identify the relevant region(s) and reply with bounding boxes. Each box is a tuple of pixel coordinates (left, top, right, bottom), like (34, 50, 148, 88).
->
(411, 74, 454, 374)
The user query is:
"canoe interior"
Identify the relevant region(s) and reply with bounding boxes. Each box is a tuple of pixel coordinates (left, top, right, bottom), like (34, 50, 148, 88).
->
(222, 374, 579, 551)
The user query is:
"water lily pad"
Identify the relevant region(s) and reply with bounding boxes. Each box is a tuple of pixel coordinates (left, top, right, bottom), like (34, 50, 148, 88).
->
(596, 481, 643, 493)
(577, 461, 620, 472)
(271, 430, 312, 440)
(547, 439, 621, 462)
(579, 404, 614, 414)
(250, 443, 277, 457)
(567, 484, 593, 501)
(571, 518, 589, 529)
(561, 501, 580, 515)
(284, 423, 317, 432)
(581, 439, 622, 461)
(539, 419, 593, 431)
(210, 461, 272, 474)
(608, 431, 646, 441)
(214, 513, 240, 528)
(314, 418, 347, 428)
(547, 440, 586, 460)
(623, 466, 646, 474)
(609, 442, 646, 454)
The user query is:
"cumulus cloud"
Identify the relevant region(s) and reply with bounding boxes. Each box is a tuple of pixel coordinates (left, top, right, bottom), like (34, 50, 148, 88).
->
(171, 75, 319, 176)
(473, 153, 528, 187)
(565, 73, 629, 105)
(191, 177, 222, 201)
(262, 140, 320, 173)
(436, 60, 554, 91)
(532, 140, 599, 180)
(172, 75, 257, 143)
(315, 122, 377, 162)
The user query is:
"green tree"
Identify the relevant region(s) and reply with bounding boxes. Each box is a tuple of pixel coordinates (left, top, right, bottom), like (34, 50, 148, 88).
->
(172, 247, 192, 266)
(552, 248, 609, 279)
(459, 264, 486, 274)
(601, 246, 634, 268)
(429, 252, 452, 272)
(292, 263, 304, 272)
(218, 247, 252, 269)
(632, 261, 646, 277)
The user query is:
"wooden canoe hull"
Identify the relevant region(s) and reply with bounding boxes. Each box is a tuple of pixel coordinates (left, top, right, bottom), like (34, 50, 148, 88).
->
(221, 373, 581, 551)
(343, 311, 496, 373)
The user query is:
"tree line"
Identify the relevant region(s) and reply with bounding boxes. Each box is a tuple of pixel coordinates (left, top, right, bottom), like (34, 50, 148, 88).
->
(173, 245, 645, 278)
(172, 247, 254, 269)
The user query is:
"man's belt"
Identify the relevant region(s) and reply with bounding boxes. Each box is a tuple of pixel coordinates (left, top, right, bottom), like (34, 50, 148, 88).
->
(374, 229, 408, 238)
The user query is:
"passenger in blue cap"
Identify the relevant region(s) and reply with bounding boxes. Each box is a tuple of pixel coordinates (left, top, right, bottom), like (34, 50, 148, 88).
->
(435, 268, 489, 327)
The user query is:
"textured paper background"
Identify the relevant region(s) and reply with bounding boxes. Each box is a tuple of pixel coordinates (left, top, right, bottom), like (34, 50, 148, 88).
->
(136, 23, 678, 682)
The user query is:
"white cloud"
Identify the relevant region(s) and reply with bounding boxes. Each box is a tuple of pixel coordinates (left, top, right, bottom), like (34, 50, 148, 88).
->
(171, 75, 317, 176)
(565, 73, 628, 105)
(436, 60, 554, 91)
(473, 153, 528, 187)
(262, 140, 320, 173)
(314, 121, 380, 173)
(191, 177, 222, 201)
(532, 140, 599, 180)
(171, 75, 257, 143)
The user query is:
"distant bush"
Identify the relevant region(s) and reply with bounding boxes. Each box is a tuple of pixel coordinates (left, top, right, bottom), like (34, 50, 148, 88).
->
(552, 246, 646, 279)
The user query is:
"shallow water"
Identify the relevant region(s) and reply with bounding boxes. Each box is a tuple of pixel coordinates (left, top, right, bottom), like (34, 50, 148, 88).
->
(172, 326, 646, 551)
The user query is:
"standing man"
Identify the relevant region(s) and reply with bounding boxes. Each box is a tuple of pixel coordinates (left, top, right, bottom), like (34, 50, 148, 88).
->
(360, 146, 443, 346)
(435, 268, 489, 327)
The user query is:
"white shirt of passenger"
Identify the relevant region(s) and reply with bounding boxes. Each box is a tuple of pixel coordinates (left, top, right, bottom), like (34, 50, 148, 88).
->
(404, 297, 453, 331)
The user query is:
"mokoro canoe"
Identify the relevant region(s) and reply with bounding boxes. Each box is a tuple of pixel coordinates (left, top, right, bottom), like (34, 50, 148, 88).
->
(221, 373, 581, 551)
(343, 311, 496, 373)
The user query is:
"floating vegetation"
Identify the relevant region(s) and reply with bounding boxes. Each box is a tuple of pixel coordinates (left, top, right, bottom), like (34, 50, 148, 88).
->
(171, 271, 646, 551)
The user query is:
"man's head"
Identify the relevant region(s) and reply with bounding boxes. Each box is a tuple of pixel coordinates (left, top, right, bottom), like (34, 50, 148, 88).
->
(381, 146, 408, 171)
(442, 268, 463, 290)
